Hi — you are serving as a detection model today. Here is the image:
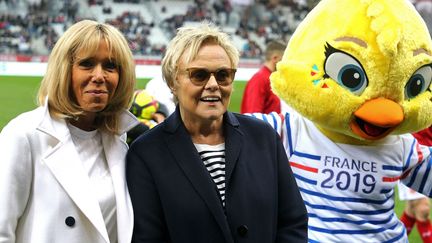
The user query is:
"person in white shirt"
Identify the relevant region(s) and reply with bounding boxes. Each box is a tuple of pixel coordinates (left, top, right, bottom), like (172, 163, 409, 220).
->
(0, 20, 138, 243)
(145, 75, 176, 116)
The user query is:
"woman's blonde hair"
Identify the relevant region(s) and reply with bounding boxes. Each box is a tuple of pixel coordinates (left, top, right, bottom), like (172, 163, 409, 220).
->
(37, 19, 135, 134)
(161, 21, 239, 91)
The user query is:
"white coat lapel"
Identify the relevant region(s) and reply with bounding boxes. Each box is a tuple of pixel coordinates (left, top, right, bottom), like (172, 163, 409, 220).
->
(102, 132, 133, 243)
(101, 110, 137, 243)
(38, 107, 110, 243)
(43, 138, 110, 243)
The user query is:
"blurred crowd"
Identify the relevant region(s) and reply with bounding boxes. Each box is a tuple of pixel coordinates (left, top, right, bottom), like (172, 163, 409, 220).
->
(1, 0, 431, 59)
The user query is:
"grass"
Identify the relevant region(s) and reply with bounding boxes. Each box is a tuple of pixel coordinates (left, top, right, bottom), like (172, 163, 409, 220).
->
(0, 75, 422, 242)
(0, 76, 41, 129)
(0, 75, 246, 129)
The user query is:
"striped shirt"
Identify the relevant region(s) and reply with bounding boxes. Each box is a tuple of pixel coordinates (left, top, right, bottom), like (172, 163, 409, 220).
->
(249, 111, 431, 243)
(194, 143, 226, 207)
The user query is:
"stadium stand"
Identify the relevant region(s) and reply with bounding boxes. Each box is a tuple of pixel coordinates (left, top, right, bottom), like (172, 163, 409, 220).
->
(0, 0, 430, 62)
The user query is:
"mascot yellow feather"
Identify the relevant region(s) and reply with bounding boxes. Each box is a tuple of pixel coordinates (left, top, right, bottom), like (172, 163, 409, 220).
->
(272, 0, 432, 144)
(250, 0, 432, 241)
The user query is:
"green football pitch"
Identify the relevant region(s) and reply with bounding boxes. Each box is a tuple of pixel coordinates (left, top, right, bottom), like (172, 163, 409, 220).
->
(0, 75, 423, 242)
(0, 75, 247, 129)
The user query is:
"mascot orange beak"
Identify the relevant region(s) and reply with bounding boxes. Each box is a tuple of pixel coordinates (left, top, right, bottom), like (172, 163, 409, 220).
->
(350, 97, 404, 140)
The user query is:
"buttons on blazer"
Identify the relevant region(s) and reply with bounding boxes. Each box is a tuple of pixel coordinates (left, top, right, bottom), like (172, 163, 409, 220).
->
(237, 225, 248, 237)
(65, 216, 75, 227)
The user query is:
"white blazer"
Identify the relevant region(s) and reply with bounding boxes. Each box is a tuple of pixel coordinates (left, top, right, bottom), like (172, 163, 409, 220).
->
(0, 103, 138, 243)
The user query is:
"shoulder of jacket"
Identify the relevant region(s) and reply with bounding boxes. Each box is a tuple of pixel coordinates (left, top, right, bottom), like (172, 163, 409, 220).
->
(2, 107, 44, 133)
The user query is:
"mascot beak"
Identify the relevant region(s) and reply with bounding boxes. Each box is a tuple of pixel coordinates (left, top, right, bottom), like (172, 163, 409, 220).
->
(350, 97, 404, 140)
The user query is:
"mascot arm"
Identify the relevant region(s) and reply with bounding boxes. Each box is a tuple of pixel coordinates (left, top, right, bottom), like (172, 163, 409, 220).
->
(275, 134, 308, 241)
(247, 111, 301, 158)
(400, 137, 432, 197)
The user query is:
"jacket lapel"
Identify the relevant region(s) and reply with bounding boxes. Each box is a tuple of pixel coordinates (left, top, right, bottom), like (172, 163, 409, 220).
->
(103, 110, 137, 243)
(223, 112, 243, 189)
(163, 109, 234, 242)
(101, 131, 133, 243)
(38, 110, 110, 242)
(42, 138, 110, 242)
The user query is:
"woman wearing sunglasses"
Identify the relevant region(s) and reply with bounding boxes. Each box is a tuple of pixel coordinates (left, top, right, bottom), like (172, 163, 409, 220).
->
(126, 22, 307, 243)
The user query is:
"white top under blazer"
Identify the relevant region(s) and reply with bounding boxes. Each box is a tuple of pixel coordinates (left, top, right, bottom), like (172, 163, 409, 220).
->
(0, 101, 138, 243)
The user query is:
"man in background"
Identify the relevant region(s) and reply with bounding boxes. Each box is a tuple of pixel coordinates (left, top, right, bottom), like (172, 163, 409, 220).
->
(241, 39, 286, 113)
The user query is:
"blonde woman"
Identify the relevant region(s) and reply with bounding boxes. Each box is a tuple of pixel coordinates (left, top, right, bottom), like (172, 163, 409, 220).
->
(126, 22, 307, 243)
(0, 20, 138, 243)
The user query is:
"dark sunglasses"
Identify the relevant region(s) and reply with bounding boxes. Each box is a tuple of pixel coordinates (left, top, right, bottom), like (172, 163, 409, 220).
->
(184, 68, 237, 86)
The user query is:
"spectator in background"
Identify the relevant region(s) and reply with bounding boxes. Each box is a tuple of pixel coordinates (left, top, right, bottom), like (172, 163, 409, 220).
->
(127, 77, 177, 146)
(242, 38, 262, 58)
(127, 88, 169, 145)
(241, 39, 286, 113)
(0, 20, 138, 243)
(126, 22, 307, 243)
(213, 0, 233, 24)
(145, 75, 176, 115)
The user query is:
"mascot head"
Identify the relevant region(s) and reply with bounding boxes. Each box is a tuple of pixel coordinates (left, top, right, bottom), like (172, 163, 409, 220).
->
(272, 0, 432, 144)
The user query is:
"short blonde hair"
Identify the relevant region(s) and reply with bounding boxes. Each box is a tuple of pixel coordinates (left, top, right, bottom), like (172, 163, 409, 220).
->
(37, 19, 135, 134)
(264, 39, 286, 61)
(161, 22, 239, 90)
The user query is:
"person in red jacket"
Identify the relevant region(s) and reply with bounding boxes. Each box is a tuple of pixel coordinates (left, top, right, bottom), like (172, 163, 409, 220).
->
(241, 40, 286, 114)
(399, 126, 432, 242)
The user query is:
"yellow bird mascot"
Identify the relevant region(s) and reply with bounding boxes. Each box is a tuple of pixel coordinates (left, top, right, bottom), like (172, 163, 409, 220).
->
(250, 0, 432, 242)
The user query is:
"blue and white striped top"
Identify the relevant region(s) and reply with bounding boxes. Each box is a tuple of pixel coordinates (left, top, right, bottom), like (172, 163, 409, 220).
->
(194, 143, 226, 207)
(250, 111, 431, 243)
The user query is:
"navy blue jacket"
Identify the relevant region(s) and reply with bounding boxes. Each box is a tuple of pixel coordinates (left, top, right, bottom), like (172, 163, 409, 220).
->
(126, 108, 307, 243)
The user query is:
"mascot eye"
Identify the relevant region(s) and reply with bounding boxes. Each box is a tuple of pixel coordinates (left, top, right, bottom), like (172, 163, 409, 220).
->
(404, 65, 432, 100)
(324, 52, 368, 95)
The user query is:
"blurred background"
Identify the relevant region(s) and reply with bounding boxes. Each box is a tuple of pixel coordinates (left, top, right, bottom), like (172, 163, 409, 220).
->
(0, 0, 328, 128)
(1, 1, 432, 242)
(0, 0, 321, 61)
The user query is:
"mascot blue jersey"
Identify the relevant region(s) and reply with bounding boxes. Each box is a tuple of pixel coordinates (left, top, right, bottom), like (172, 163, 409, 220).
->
(251, 111, 432, 242)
